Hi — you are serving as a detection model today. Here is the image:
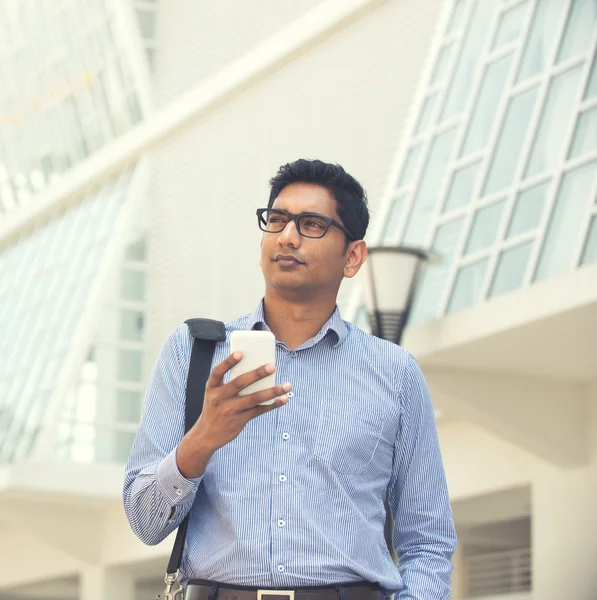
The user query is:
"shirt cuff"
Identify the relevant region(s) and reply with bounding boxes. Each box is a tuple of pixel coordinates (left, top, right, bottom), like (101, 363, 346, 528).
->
(155, 447, 203, 505)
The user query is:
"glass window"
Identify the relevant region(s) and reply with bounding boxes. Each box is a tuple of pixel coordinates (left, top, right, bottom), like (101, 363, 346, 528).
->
(402, 128, 458, 246)
(121, 269, 146, 301)
(398, 144, 422, 187)
(516, 1, 565, 82)
(382, 194, 407, 245)
(447, 258, 490, 314)
(557, 0, 597, 63)
(461, 53, 513, 156)
(534, 161, 597, 281)
(525, 66, 583, 178)
(430, 43, 454, 86)
(443, 161, 481, 213)
(441, 0, 498, 121)
(586, 55, 597, 99)
(414, 94, 439, 136)
(465, 200, 506, 254)
(409, 218, 465, 324)
(116, 389, 142, 423)
(507, 182, 549, 238)
(135, 8, 156, 39)
(568, 107, 597, 160)
(483, 86, 539, 196)
(492, 1, 529, 50)
(580, 215, 597, 266)
(113, 431, 136, 463)
(125, 236, 147, 261)
(447, 0, 466, 34)
(490, 241, 534, 297)
(120, 309, 144, 342)
(118, 349, 143, 382)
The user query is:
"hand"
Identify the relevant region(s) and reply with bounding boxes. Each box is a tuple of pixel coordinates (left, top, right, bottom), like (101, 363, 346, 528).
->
(176, 352, 291, 478)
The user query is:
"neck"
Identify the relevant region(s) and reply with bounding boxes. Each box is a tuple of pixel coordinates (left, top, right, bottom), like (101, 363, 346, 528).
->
(263, 288, 338, 350)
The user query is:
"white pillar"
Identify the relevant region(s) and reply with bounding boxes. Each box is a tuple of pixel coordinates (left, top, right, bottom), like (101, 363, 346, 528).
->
(80, 566, 135, 600)
(532, 385, 597, 600)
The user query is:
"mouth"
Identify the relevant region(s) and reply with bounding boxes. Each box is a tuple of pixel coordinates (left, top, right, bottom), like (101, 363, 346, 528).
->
(274, 255, 304, 267)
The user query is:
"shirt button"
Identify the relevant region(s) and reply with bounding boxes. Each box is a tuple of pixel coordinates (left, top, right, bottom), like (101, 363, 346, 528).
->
(279, 474, 287, 483)
(287, 391, 294, 399)
(174, 488, 182, 496)
(290, 351, 297, 358)
(282, 432, 290, 440)
(278, 519, 286, 528)
(277, 565, 285, 573)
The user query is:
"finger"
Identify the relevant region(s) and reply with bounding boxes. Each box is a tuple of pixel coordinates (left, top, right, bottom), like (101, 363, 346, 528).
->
(207, 352, 243, 388)
(239, 382, 292, 411)
(244, 396, 289, 420)
(227, 362, 276, 395)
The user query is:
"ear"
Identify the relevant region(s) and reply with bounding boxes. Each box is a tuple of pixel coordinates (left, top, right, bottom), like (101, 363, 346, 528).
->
(343, 240, 368, 279)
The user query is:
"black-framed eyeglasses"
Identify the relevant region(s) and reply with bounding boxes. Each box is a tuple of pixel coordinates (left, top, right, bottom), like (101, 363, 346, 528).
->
(256, 208, 355, 240)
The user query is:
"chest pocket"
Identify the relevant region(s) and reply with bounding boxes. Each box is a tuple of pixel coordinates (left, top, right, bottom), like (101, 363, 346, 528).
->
(313, 401, 387, 474)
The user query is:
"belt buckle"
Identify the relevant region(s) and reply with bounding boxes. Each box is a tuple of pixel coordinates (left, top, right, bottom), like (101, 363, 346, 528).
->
(257, 590, 295, 600)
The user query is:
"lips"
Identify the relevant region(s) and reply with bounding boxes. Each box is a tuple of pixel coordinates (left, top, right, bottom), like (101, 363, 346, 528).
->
(274, 254, 304, 265)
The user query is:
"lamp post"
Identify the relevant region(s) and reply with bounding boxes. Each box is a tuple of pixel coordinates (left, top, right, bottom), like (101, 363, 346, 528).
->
(363, 244, 437, 563)
(364, 245, 435, 346)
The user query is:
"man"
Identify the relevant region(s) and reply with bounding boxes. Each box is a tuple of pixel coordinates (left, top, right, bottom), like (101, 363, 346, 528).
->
(124, 159, 456, 599)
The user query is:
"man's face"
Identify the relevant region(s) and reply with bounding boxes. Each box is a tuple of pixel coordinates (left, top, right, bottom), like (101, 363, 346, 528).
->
(260, 182, 364, 297)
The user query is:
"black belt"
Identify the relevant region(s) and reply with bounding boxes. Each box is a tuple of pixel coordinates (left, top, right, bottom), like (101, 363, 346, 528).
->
(185, 580, 386, 600)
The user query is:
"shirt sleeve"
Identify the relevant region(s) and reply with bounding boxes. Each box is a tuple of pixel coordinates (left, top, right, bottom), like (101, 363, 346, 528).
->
(389, 352, 457, 600)
(123, 325, 202, 546)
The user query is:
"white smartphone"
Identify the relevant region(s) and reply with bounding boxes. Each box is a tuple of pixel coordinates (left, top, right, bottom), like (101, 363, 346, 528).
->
(229, 330, 277, 405)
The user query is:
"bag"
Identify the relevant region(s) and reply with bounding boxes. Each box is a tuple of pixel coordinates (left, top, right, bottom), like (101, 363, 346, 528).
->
(158, 318, 226, 600)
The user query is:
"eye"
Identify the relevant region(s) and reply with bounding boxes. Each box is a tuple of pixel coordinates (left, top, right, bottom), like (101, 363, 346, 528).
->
(304, 220, 325, 229)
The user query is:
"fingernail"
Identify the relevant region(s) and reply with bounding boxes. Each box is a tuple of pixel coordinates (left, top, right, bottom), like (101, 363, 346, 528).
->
(279, 395, 289, 403)
(282, 382, 292, 392)
(265, 363, 276, 373)
(233, 351, 242, 360)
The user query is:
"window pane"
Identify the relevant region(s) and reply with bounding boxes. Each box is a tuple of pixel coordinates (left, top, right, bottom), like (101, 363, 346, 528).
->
(568, 107, 597, 160)
(135, 8, 156, 39)
(557, 0, 597, 63)
(580, 215, 597, 266)
(121, 269, 146, 301)
(516, 1, 564, 82)
(492, 1, 529, 50)
(441, 0, 498, 121)
(490, 241, 534, 297)
(484, 86, 539, 196)
(525, 66, 583, 177)
(461, 53, 513, 156)
(113, 431, 135, 463)
(507, 182, 549, 238)
(116, 389, 142, 423)
(382, 194, 407, 245)
(443, 161, 481, 213)
(447, 0, 466, 34)
(402, 129, 458, 245)
(409, 218, 465, 324)
(398, 144, 422, 187)
(586, 55, 597, 99)
(125, 237, 147, 261)
(118, 349, 143, 382)
(534, 161, 597, 281)
(465, 200, 506, 254)
(447, 258, 490, 313)
(120, 309, 144, 342)
(414, 94, 439, 136)
(430, 43, 454, 86)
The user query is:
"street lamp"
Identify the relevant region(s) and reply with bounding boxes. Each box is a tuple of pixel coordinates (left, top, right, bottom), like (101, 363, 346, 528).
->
(364, 245, 436, 345)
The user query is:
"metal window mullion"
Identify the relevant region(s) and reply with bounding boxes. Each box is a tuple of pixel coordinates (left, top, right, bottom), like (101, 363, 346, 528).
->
(571, 170, 597, 268)
(525, 21, 597, 283)
(57, 416, 138, 432)
(96, 380, 144, 392)
(451, 150, 487, 171)
(500, 230, 537, 251)
(457, 248, 493, 268)
(476, 0, 575, 302)
(436, 0, 540, 317)
(579, 96, 597, 112)
(422, 4, 504, 250)
(486, 43, 519, 64)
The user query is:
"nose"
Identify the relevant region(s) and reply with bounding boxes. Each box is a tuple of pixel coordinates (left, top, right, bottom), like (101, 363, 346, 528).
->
(277, 219, 302, 248)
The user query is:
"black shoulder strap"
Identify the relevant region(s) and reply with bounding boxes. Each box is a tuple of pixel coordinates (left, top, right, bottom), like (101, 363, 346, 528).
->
(166, 318, 226, 579)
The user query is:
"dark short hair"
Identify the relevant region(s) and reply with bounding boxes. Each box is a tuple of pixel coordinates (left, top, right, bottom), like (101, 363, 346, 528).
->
(268, 159, 369, 241)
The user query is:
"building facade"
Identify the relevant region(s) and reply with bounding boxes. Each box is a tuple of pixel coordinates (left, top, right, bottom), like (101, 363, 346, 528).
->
(0, 1, 596, 599)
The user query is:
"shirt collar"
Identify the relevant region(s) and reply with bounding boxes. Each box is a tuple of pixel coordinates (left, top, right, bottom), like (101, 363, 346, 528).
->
(246, 298, 348, 347)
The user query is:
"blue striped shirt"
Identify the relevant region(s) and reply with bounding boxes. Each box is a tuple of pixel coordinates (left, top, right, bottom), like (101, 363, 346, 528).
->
(123, 301, 456, 598)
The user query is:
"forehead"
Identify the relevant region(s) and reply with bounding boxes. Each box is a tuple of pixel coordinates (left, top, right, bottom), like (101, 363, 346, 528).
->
(271, 183, 339, 219)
